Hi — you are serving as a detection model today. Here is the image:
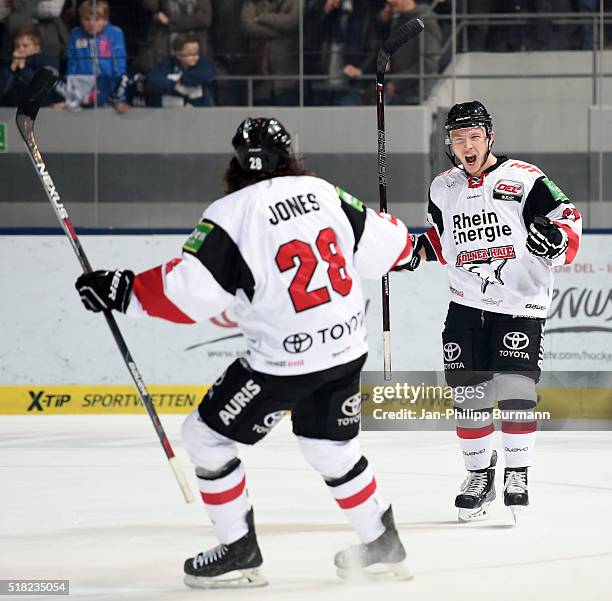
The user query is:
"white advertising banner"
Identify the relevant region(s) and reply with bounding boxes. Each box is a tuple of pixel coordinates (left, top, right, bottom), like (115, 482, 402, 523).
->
(1, 233, 610, 386)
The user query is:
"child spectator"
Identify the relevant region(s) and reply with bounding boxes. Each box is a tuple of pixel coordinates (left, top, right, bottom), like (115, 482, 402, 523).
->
(136, 0, 212, 73)
(0, 1, 68, 67)
(0, 27, 63, 107)
(146, 32, 214, 106)
(66, 0, 128, 112)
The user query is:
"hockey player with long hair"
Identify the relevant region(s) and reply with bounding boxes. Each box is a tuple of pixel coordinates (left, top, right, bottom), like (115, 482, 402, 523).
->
(398, 101, 582, 522)
(75, 117, 416, 587)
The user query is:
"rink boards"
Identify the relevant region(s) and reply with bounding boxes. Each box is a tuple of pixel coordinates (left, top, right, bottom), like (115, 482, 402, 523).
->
(1, 233, 611, 417)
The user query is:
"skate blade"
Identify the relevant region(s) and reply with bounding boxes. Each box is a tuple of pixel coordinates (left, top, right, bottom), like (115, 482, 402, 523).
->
(337, 562, 413, 583)
(509, 506, 524, 524)
(458, 501, 494, 523)
(184, 568, 268, 589)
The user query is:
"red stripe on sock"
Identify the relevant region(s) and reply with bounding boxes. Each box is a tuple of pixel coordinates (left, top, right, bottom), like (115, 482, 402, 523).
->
(456, 424, 494, 439)
(502, 421, 537, 434)
(336, 477, 377, 509)
(200, 476, 246, 505)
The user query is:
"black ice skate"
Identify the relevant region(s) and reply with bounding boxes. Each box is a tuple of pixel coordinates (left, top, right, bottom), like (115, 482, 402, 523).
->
(504, 467, 529, 523)
(334, 505, 411, 582)
(455, 450, 497, 523)
(183, 508, 267, 589)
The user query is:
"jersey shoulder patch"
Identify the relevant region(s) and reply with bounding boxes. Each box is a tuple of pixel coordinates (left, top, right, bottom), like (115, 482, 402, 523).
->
(336, 186, 364, 212)
(183, 220, 215, 254)
(540, 177, 569, 203)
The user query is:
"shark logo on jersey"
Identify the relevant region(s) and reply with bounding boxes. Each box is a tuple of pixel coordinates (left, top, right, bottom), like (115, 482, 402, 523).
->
(460, 258, 507, 293)
(456, 246, 516, 293)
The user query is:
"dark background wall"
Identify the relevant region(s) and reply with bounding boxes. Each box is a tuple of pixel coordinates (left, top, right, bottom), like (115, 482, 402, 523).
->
(0, 106, 609, 229)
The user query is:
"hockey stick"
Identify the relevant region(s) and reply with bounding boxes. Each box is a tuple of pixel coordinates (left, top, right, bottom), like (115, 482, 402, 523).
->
(15, 67, 195, 504)
(376, 18, 425, 380)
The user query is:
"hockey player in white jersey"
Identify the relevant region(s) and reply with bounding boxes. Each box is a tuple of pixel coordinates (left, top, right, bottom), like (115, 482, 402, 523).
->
(75, 117, 415, 586)
(398, 102, 581, 522)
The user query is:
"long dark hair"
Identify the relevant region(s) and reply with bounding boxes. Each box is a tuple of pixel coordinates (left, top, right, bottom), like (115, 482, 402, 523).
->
(224, 156, 313, 194)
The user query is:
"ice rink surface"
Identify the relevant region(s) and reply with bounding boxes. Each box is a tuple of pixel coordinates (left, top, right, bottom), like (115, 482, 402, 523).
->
(1, 415, 611, 601)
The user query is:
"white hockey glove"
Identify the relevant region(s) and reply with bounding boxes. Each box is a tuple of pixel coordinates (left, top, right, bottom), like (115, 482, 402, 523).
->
(526, 215, 567, 260)
(75, 269, 134, 313)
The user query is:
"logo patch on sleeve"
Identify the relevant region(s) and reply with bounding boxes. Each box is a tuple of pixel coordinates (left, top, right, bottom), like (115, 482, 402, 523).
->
(493, 180, 524, 202)
(336, 186, 364, 212)
(183, 221, 214, 254)
(542, 178, 568, 203)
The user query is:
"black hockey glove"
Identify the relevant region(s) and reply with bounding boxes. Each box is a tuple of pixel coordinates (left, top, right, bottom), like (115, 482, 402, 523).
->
(75, 270, 134, 313)
(525, 215, 567, 260)
(392, 235, 421, 272)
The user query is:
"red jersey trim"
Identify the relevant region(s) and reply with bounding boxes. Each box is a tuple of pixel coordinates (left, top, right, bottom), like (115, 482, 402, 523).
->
(552, 221, 579, 265)
(133, 264, 195, 324)
(425, 227, 447, 265)
(390, 232, 413, 270)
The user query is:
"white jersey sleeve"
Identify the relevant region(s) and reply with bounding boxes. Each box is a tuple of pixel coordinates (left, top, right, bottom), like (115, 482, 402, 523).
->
(125, 221, 242, 322)
(521, 175, 582, 267)
(354, 208, 413, 278)
(334, 187, 413, 279)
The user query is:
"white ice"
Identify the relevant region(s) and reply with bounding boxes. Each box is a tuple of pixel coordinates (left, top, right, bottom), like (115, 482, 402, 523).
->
(1, 416, 611, 601)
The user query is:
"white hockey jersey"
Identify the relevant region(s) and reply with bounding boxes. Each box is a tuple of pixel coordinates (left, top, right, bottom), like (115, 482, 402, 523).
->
(126, 175, 413, 374)
(422, 157, 582, 318)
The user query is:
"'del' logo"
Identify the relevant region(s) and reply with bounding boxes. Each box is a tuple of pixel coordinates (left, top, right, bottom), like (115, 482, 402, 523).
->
(493, 180, 524, 202)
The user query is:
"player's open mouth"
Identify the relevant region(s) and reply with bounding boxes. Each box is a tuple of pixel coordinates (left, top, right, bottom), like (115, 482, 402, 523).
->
(465, 155, 477, 166)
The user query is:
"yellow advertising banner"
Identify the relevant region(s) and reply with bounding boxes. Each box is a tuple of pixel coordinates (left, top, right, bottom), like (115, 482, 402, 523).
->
(0, 385, 610, 418)
(0, 386, 209, 415)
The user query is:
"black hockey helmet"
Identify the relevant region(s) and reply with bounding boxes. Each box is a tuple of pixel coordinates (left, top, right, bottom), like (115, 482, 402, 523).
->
(232, 117, 292, 173)
(445, 101, 493, 138)
(444, 101, 494, 170)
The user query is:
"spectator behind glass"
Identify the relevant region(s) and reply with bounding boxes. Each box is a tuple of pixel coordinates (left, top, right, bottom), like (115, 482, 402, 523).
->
(305, 0, 378, 106)
(0, 1, 68, 67)
(575, 0, 597, 50)
(384, 0, 441, 105)
(146, 32, 215, 106)
(104, 1, 151, 73)
(209, 0, 247, 105)
(240, 0, 299, 106)
(0, 27, 63, 106)
(66, 0, 128, 112)
(136, 0, 213, 73)
(0, 0, 11, 57)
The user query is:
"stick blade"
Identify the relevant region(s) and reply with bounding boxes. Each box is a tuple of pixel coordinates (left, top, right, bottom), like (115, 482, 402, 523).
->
(381, 17, 425, 58)
(16, 66, 59, 125)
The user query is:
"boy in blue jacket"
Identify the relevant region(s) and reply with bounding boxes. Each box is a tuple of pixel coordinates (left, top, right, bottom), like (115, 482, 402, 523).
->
(146, 33, 215, 107)
(66, 0, 128, 112)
